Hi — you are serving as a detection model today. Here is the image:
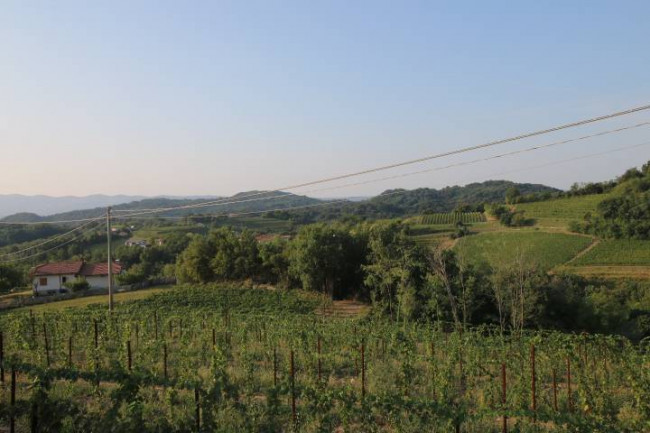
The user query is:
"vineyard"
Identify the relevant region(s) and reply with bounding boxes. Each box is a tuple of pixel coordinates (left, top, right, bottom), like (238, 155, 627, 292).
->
(418, 212, 486, 225)
(0, 286, 648, 432)
(455, 232, 593, 271)
(514, 195, 605, 228)
(570, 239, 650, 266)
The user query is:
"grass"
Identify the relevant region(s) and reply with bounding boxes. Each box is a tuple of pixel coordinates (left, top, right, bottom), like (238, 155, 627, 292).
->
(571, 239, 650, 266)
(559, 266, 650, 280)
(454, 231, 593, 270)
(222, 216, 292, 233)
(515, 194, 606, 227)
(0, 289, 32, 308)
(11, 286, 170, 313)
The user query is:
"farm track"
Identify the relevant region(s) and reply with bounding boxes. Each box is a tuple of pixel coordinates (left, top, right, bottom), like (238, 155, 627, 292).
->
(317, 300, 370, 318)
(565, 238, 600, 264)
(560, 265, 650, 280)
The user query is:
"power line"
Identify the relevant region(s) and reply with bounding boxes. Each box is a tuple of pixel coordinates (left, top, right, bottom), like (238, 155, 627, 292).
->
(5, 140, 645, 264)
(0, 216, 104, 226)
(4, 104, 650, 225)
(109, 104, 650, 219)
(0, 221, 104, 264)
(113, 121, 650, 220)
(473, 141, 650, 181)
(0, 219, 100, 259)
(120, 139, 650, 221)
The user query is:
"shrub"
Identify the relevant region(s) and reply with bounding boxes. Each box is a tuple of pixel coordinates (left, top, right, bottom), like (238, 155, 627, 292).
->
(63, 278, 90, 292)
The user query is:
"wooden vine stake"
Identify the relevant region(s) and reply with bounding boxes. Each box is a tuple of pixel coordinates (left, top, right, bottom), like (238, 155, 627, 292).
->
(43, 323, 50, 367)
(567, 357, 573, 412)
(10, 368, 16, 433)
(0, 330, 4, 383)
(273, 347, 278, 387)
(30, 309, 36, 342)
(212, 328, 216, 349)
(93, 319, 99, 349)
(552, 368, 558, 411)
(127, 340, 132, 371)
(154, 312, 158, 340)
(163, 343, 168, 380)
(361, 338, 366, 402)
(317, 336, 322, 383)
(501, 362, 508, 433)
(530, 344, 537, 421)
(195, 387, 201, 431)
(68, 335, 73, 367)
(290, 350, 297, 429)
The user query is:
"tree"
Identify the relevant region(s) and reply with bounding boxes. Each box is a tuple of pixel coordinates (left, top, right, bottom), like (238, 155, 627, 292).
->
(363, 222, 427, 321)
(0, 264, 24, 293)
(259, 238, 290, 286)
(505, 186, 521, 204)
(490, 250, 544, 333)
(176, 235, 216, 284)
(288, 223, 364, 299)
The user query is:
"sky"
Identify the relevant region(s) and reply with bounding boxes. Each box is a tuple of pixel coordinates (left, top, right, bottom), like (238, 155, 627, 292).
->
(1, 1, 649, 198)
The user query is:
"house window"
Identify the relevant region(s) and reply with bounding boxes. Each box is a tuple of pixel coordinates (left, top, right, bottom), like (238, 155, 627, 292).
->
(62, 276, 67, 284)
(39, 277, 48, 286)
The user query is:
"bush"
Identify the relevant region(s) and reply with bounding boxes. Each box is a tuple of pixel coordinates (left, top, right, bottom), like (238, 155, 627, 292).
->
(63, 278, 90, 292)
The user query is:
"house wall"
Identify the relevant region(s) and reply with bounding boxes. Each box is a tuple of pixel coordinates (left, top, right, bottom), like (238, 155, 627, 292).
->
(33, 274, 77, 294)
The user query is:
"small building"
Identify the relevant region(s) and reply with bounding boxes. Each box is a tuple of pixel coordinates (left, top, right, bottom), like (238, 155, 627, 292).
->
(125, 239, 149, 248)
(32, 261, 122, 294)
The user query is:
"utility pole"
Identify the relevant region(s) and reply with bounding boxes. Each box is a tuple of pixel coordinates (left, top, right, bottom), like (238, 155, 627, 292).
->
(107, 207, 114, 312)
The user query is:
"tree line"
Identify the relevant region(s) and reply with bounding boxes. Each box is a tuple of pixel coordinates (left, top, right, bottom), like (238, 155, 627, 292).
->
(173, 222, 649, 340)
(570, 161, 650, 239)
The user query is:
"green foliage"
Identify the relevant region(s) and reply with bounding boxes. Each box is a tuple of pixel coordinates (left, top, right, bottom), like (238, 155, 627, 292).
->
(572, 190, 650, 239)
(116, 263, 149, 285)
(505, 186, 521, 204)
(288, 223, 366, 298)
(0, 287, 647, 432)
(363, 222, 427, 320)
(0, 224, 64, 248)
(258, 238, 290, 286)
(0, 263, 24, 293)
(450, 221, 470, 239)
(486, 204, 533, 227)
(63, 277, 90, 292)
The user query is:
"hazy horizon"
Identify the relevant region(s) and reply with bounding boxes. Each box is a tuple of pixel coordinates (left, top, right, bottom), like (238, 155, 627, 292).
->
(2, 1, 649, 198)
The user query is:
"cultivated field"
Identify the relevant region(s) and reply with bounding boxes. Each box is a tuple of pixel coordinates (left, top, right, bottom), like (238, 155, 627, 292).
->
(514, 194, 605, 228)
(418, 212, 486, 225)
(570, 239, 650, 266)
(0, 285, 647, 432)
(454, 231, 593, 270)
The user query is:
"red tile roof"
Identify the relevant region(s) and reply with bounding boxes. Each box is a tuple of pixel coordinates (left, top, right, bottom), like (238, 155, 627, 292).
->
(80, 262, 122, 277)
(33, 261, 84, 276)
(33, 261, 122, 277)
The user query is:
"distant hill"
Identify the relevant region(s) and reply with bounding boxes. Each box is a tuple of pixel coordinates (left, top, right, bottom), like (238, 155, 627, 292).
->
(280, 180, 561, 222)
(0, 194, 149, 218)
(1, 181, 559, 224)
(0, 191, 321, 223)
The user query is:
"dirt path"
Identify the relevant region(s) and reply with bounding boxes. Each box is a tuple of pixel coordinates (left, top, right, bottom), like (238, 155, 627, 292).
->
(565, 238, 600, 265)
(317, 300, 370, 318)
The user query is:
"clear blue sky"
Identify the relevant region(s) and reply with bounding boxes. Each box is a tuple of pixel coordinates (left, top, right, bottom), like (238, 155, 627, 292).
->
(2, 1, 649, 197)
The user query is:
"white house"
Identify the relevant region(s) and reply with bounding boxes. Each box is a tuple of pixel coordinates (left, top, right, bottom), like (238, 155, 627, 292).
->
(32, 260, 122, 295)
